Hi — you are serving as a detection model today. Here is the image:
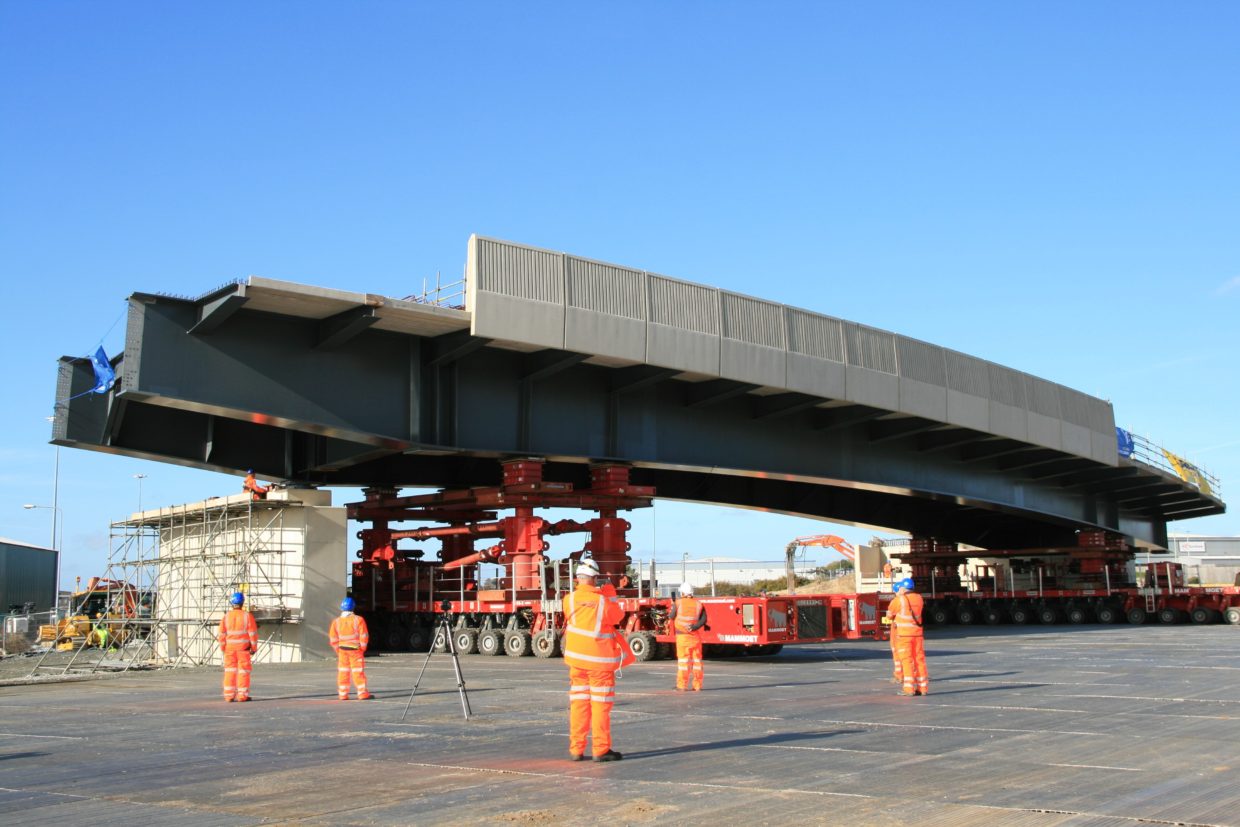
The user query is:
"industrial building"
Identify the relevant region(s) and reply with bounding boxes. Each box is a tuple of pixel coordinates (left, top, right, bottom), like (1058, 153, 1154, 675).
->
(0, 538, 56, 614)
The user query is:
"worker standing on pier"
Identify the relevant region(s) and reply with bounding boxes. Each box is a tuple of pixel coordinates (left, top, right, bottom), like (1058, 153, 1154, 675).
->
(242, 469, 270, 500)
(886, 578, 928, 696)
(218, 591, 258, 702)
(669, 582, 707, 691)
(563, 560, 625, 762)
(329, 597, 371, 700)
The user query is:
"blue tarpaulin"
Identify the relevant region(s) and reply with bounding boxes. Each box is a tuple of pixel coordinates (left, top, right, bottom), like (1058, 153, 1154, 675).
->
(1115, 427, 1135, 458)
(89, 346, 115, 394)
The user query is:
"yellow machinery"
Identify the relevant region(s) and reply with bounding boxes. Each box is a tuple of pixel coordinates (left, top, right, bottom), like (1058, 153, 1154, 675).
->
(38, 577, 139, 650)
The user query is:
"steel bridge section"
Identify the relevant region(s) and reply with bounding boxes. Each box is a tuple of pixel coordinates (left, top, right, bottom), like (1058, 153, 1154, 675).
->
(53, 293, 1222, 551)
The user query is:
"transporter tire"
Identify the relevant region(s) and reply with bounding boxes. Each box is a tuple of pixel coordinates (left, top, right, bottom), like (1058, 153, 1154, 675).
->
(431, 627, 450, 653)
(1225, 607, 1240, 625)
(928, 604, 951, 625)
(1009, 604, 1031, 625)
(382, 623, 409, 652)
(626, 631, 657, 662)
(453, 629, 479, 655)
(1126, 607, 1148, 625)
(1158, 608, 1183, 624)
(408, 626, 431, 652)
(982, 606, 1005, 625)
(1095, 604, 1119, 624)
(1190, 606, 1217, 625)
(955, 605, 977, 625)
(1066, 605, 1089, 625)
(477, 629, 504, 656)
(1038, 605, 1060, 625)
(505, 632, 532, 657)
(532, 630, 560, 658)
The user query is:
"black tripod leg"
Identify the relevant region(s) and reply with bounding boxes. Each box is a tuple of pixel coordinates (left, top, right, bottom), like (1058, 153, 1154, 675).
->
(400, 637, 438, 723)
(449, 647, 472, 719)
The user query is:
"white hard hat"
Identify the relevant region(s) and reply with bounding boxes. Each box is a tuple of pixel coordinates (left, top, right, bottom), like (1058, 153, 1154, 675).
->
(680, 582, 694, 596)
(576, 560, 600, 579)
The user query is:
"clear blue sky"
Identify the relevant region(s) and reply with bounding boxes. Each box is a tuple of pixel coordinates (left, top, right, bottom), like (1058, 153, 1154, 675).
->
(2, 2, 1237, 591)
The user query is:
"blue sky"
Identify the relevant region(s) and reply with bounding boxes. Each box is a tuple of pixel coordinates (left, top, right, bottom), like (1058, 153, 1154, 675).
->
(2, 2, 1236, 590)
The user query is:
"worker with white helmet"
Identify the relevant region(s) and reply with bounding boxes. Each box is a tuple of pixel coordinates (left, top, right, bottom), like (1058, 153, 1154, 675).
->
(562, 558, 626, 762)
(885, 577, 929, 696)
(669, 582, 707, 691)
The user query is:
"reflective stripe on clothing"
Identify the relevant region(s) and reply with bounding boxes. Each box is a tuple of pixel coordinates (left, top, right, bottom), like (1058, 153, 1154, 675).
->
(673, 597, 705, 635)
(563, 583, 625, 672)
(222, 649, 252, 699)
(886, 592, 925, 637)
(330, 613, 369, 651)
(218, 608, 258, 652)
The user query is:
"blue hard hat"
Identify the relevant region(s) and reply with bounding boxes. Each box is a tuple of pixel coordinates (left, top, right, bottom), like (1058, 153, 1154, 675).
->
(230, 591, 245, 606)
(895, 577, 915, 592)
(340, 597, 355, 612)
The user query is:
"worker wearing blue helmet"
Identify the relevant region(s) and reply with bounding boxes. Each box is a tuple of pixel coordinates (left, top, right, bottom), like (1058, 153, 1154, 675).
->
(885, 577, 929, 696)
(218, 591, 258, 701)
(329, 596, 371, 700)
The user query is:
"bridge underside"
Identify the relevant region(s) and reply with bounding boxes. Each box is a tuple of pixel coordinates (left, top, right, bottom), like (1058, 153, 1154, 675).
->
(52, 289, 1223, 549)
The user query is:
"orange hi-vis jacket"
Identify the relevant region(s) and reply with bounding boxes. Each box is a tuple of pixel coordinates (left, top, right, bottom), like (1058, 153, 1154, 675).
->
(888, 592, 925, 638)
(218, 608, 258, 652)
(563, 582, 626, 672)
(672, 596, 706, 636)
(330, 613, 369, 651)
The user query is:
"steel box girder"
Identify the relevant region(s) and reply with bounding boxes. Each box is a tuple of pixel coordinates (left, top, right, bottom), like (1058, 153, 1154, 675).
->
(52, 294, 1224, 549)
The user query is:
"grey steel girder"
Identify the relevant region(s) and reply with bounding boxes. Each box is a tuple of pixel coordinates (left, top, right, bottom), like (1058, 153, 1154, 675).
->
(51, 280, 1224, 550)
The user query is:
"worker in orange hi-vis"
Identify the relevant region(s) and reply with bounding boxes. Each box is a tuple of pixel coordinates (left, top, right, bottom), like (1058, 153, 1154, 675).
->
(886, 578, 928, 696)
(329, 597, 372, 700)
(563, 559, 628, 762)
(242, 469, 269, 501)
(218, 592, 258, 702)
(669, 582, 707, 691)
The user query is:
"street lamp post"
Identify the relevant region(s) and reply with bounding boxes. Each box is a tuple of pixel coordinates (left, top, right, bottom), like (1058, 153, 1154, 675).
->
(134, 473, 148, 513)
(22, 503, 63, 614)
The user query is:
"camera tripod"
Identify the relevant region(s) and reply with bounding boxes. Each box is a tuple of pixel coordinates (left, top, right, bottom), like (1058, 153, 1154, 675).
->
(400, 610, 472, 721)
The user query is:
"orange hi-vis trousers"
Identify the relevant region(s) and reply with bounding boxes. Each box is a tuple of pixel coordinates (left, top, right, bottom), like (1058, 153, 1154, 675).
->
(568, 666, 616, 757)
(336, 648, 369, 699)
(894, 634, 928, 695)
(676, 634, 704, 690)
(222, 649, 252, 701)
(890, 633, 903, 683)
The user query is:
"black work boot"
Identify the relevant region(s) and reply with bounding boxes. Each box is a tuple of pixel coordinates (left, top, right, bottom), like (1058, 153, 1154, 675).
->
(592, 750, 623, 762)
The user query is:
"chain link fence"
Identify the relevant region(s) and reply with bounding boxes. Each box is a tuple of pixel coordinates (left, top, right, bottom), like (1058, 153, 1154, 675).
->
(1, 610, 55, 656)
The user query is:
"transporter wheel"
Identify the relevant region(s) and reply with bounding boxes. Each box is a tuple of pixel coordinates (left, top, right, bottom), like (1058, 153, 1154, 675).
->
(505, 632, 532, 657)
(408, 626, 431, 652)
(382, 623, 408, 652)
(1038, 605, 1060, 625)
(928, 604, 951, 625)
(626, 631, 657, 662)
(1095, 604, 1119, 624)
(453, 629, 479, 655)
(1158, 608, 1183, 624)
(955, 605, 977, 625)
(532, 630, 560, 658)
(431, 628, 450, 653)
(1066, 605, 1089, 625)
(1190, 607, 1217, 625)
(1126, 607, 1148, 625)
(1225, 607, 1240, 625)
(477, 629, 504, 656)
(982, 606, 1005, 625)
(1009, 604, 1031, 625)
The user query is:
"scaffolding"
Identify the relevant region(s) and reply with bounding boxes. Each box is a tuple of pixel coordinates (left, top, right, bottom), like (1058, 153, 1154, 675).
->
(30, 489, 345, 676)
